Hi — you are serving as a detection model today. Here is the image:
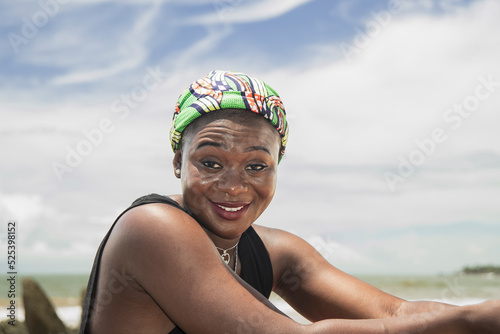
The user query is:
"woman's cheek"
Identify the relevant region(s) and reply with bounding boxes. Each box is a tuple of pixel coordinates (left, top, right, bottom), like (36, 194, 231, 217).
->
(253, 175, 276, 202)
(181, 174, 204, 214)
(182, 170, 218, 215)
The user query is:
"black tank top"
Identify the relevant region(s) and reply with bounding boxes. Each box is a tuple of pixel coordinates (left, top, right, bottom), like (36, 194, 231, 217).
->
(79, 194, 274, 334)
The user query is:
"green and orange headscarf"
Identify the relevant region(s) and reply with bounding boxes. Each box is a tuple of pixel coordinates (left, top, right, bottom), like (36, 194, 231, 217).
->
(169, 70, 289, 162)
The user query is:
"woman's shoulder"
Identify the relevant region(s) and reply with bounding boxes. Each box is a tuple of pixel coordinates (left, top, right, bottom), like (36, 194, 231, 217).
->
(111, 194, 195, 245)
(121, 193, 187, 221)
(103, 195, 210, 277)
(252, 225, 303, 263)
(129, 193, 184, 210)
(253, 224, 323, 266)
(253, 224, 302, 247)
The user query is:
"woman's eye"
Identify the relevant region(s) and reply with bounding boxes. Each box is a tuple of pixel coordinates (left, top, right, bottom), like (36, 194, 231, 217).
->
(246, 164, 267, 171)
(202, 161, 222, 169)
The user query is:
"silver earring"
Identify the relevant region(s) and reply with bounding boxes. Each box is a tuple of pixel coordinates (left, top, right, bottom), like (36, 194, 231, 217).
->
(175, 169, 181, 175)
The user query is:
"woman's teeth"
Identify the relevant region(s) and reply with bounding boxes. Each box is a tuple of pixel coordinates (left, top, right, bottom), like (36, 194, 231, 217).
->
(217, 204, 244, 212)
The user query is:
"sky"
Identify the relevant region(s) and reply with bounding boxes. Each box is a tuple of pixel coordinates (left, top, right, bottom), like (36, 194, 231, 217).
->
(1, 0, 499, 276)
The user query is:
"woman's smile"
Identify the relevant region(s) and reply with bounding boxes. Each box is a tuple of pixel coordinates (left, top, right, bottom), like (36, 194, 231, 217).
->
(210, 201, 251, 220)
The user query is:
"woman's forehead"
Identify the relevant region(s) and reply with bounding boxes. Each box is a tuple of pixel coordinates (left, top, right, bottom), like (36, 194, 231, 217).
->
(184, 113, 280, 150)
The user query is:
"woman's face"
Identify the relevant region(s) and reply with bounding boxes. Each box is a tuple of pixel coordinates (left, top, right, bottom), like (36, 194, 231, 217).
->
(174, 112, 281, 242)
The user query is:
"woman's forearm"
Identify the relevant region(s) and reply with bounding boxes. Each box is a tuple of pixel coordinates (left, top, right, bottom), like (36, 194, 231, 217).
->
(307, 307, 469, 334)
(304, 300, 500, 334)
(395, 299, 458, 316)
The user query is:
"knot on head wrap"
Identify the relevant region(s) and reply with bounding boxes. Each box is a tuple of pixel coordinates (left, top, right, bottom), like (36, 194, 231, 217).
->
(169, 70, 289, 162)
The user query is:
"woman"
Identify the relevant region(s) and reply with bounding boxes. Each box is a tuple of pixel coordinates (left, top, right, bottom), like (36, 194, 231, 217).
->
(80, 70, 500, 333)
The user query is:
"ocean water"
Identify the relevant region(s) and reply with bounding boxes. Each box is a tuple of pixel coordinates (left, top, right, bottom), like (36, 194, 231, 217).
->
(357, 273, 500, 302)
(2, 273, 499, 328)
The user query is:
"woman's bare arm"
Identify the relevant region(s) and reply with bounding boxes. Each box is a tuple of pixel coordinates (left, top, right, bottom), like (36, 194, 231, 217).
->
(312, 301, 499, 334)
(395, 299, 457, 316)
(257, 225, 500, 332)
(111, 205, 499, 334)
(258, 226, 410, 320)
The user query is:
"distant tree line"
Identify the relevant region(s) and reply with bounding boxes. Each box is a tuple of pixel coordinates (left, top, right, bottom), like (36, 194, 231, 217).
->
(462, 265, 500, 274)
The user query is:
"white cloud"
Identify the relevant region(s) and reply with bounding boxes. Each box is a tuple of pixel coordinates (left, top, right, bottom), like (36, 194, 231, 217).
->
(6, 1, 163, 87)
(345, 225, 500, 274)
(274, 0, 500, 167)
(0, 190, 119, 273)
(306, 235, 371, 264)
(23, 240, 95, 258)
(0, 192, 64, 237)
(268, 162, 500, 234)
(53, 0, 170, 5)
(185, 0, 314, 25)
(48, 2, 161, 85)
(49, 56, 145, 86)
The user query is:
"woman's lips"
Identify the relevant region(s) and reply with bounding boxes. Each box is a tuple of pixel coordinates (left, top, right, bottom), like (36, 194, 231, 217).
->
(210, 201, 250, 220)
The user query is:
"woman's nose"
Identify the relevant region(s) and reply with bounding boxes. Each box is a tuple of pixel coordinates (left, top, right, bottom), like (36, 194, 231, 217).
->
(217, 168, 248, 196)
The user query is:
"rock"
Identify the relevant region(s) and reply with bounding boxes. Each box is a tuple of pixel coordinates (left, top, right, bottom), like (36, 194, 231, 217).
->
(22, 278, 67, 334)
(0, 320, 28, 334)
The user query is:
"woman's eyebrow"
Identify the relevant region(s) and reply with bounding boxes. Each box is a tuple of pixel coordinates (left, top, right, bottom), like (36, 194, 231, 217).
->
(195, 142, 272, 155)
(196, 141, 227, 150)
(244, 146, 271, 155)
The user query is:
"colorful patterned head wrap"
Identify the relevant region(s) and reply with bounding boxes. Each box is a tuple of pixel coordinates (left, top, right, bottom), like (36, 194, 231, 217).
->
(169, 70, 289, 162)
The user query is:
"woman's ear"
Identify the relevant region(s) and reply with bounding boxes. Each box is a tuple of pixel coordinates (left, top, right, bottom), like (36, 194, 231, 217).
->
(173, 150, 182, 179)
